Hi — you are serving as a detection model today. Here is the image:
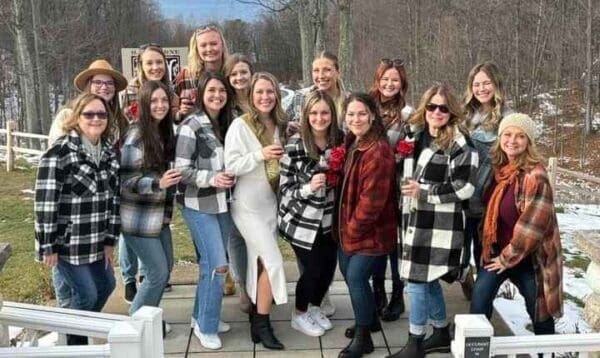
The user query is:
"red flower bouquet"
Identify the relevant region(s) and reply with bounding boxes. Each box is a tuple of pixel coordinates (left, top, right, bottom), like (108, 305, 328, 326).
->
(129, 101, 139, 120)
(326, 146, 346, 185)
(396, 139, 414, 158)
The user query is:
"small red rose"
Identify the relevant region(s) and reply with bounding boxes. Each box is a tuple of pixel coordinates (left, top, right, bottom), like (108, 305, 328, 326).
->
(396, 139, 414, 158)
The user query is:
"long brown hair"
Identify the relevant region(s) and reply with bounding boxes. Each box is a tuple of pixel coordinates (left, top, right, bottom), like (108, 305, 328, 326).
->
(196, 71, 233, 142)
(343, 92, 386, 143)
(368, 59, 409, 127)
(463, 61, 508, 131)
(300, 90, 343, 158)
(409, 83, 465, 151)
(223, 53, 253, 114)
(137, 81, 175, 171)
(135, 46, 170, 88)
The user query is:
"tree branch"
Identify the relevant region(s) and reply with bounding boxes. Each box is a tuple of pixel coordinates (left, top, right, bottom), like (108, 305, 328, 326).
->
(233, 0, 293, 12)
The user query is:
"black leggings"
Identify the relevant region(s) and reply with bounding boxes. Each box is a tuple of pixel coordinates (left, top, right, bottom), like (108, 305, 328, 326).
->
(292, 230, 337, 312)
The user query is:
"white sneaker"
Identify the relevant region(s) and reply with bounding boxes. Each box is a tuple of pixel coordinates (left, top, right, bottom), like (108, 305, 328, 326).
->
(291, 311, 325, 337)
(320, 292, 336, 317)
(309, 305, 333, 330)
(194, 324, 222, 350)
(190, 317, 196, 328)
(218, 320, 231, 333)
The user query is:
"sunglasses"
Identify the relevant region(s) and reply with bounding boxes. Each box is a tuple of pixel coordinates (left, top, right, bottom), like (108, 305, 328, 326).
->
(90, 79, 115, 88)
(425, 103, 450, 114)
(139, 43, 161, 50)
(195, 25, 219, 35)
(381, 58, 404, 67)
(81, 111, 108, 121)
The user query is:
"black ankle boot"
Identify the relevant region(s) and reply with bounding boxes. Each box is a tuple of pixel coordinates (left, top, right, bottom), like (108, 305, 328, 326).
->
(386, 333, 425, 358)
(372, 279, 387, 316)
(250, 312, 284, 350)
(423, 325, 451, 353)
(338, 325, 374, 358)
(381, 283, 405, 322)
(344, 317, 381, 338)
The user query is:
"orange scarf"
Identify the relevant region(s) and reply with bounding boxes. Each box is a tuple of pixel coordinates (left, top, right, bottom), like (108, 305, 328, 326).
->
(482, 163, 520, 262)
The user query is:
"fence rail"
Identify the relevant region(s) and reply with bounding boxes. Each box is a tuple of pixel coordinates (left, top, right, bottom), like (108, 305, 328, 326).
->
(0, 121, 48, 171)
(452, 314, 600, 357)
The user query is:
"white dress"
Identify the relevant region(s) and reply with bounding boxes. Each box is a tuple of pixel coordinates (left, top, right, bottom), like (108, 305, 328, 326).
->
(224, 117, 288, 304)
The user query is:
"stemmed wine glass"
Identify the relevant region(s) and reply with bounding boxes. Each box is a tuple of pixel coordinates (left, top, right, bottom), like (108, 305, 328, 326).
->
(316, 151, 330, 196)
(220, 168, 236, 203)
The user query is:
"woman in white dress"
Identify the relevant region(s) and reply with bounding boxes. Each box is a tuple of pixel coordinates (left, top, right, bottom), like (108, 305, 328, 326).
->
(224, 72, 287, 350)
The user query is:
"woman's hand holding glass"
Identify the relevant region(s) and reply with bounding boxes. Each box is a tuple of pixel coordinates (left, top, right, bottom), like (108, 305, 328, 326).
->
(214, 171, 235, 188)
(262, 144, 284, 160)
(400, 179, 420, 199)
(310, 173, 327, 192)
(159, 168, 182, 189)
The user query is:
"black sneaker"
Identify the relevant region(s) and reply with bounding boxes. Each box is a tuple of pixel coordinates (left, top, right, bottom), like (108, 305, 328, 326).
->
(124, 281, 137, 304)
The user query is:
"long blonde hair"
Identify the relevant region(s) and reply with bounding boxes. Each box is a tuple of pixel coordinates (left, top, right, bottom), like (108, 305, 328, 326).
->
(247, 72, 287, 133)
(490, 133, 542, 169)
(463, 61, 508, 132)
(410, 83, 465, 151)
(187, 25, 229, 79)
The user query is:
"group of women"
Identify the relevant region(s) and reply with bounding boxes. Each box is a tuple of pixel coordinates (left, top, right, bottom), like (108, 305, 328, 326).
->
(34, 24, 563, 358)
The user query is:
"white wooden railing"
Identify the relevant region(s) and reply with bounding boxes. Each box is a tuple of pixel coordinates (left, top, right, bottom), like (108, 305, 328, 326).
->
(0, 302, 163, 358)
(451, 314, 600, 357)
(0, 121, 48, 171)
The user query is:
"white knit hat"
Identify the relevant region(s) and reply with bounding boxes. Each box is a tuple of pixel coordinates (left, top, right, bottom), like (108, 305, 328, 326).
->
(498, 113, 537, 141)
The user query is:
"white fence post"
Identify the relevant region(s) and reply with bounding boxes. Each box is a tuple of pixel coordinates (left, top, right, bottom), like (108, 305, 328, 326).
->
(6, 121, 15, 172)
(547, 157, 557, 191)
(451, 314, 494, 358)
(131, 306, 163, 358)
(108, 320, 143, 358)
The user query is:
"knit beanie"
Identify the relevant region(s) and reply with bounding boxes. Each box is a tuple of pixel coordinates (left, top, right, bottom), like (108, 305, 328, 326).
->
(498, 113, 536, 141)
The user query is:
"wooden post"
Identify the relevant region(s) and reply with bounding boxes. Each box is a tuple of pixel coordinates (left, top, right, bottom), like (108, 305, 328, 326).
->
(131, 306, 163, 358)
(451, 314, 494, 358)
(5, 121, 15, 172)
(547, 157, 557, 192)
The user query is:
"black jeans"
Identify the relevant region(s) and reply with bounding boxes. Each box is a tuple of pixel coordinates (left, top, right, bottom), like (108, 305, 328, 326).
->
(470, 257, 555, 335)
(372, 243, 403, 289)
(464, 216, 483, 270)
(292, 230, 337, 312)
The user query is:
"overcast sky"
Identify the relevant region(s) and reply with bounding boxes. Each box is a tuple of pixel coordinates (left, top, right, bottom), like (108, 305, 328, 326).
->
(157, 0, 261, 23)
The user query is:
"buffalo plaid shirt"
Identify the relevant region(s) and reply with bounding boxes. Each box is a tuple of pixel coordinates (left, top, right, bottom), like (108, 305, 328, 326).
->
(34, 131, 120, 265)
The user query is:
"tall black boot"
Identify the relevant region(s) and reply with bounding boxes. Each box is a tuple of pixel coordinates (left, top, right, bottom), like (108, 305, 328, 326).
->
(386, 333, 425, 358)
(381, 282, 405, 321)
(423, 325, 451, 353)
(250, 312, 284, 350)
(372, 278, 387, 316)
(344, 311, 381, 338)
(338, 325, 374, 358)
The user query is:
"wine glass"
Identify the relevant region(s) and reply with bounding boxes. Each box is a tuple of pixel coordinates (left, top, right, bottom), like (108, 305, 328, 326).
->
(220, 168, 236, 203)
(316, 153, 330, 196)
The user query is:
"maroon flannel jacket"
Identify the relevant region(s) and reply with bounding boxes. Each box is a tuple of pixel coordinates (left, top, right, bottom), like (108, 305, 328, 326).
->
(334, 132, 397, 255)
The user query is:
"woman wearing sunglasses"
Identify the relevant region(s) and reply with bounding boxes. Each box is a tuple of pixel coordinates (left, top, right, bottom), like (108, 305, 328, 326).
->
(35, 93, 120, 345)
(387, 84, 477, 358)
(460, 61, 513, 299)
(364, 58, 413, 323)
(46, 59, 128, 310)
(174, 25, 229, 122)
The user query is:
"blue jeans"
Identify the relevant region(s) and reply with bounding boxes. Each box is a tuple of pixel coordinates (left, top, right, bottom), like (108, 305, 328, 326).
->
(56, 258, 116, 345)
(228, 224, 247, 286)
(406, 280, 448, 335)
(372, 243, 403, 287)
(182, 207, 232, 334)
(119, 234, 146, 284)
(338, 247, 379, 326)
(470, 258, 555, 335)
(123, 226, 174, 315)
(52, 266, 71, 308)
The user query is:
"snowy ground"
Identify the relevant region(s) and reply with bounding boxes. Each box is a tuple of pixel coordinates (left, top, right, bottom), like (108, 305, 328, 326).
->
(495, 204, 600, 336)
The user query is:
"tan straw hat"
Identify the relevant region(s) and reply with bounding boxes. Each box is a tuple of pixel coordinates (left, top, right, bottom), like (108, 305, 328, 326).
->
(73, 59, 128, 92)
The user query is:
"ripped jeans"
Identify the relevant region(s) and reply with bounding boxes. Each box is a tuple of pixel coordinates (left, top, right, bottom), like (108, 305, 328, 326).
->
(182, 207, 233, 334)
